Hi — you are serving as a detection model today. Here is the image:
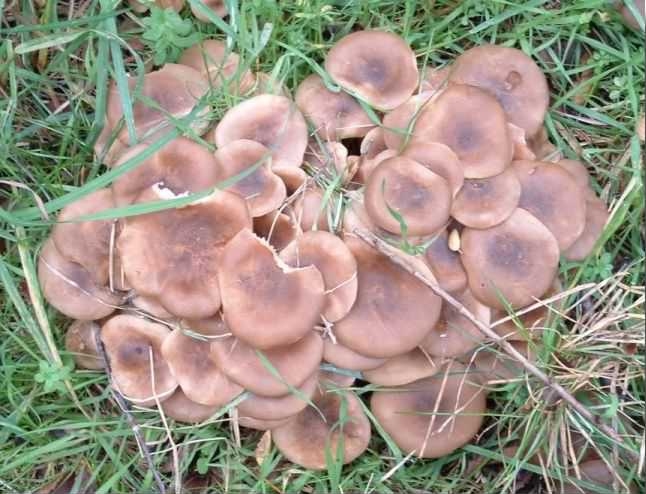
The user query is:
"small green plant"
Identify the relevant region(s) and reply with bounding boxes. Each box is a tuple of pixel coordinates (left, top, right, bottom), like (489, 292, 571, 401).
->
(141, 6, 202, 65)
(34, 361, 72, 394)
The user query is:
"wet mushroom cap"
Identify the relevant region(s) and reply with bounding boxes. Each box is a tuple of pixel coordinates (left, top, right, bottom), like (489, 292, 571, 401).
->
(65, 320, 104, 370)
(402, 142, 465, 197)
(364, 156, 452, 236)
(253, 211, 301, 252)
(100, 315, 178, 405)
(334, 236, 443, 358)
(449, 45, 550, 136)
(513, 160, 587, 250)
(362, 348, 441, 386)
(323, 339, 386, 371)
(563, 194, 609, 261)
(461, 208, 560, 309)
(325, 30, 419, 111)
(214, 94, 308, 169)
(279, 230, 358, 322)
(451, 167, 521, 229)
(370, 361, 487, 458)
(295, 74, 375, 139)
(118, 187, 251, 319)
(161, 388, 220, 423)
(423, 230, 468, 293)
(272, 388, 371, 470)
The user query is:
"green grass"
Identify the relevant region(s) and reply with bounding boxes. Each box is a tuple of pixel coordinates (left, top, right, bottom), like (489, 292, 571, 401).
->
(0, 0, 644, 492)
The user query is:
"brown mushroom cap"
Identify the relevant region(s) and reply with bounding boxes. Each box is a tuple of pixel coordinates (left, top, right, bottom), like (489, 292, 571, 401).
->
(238, 415, 292, 431)
(273, 166, 307, 196)
(237, 372, 319, 421)
(419, 65, 451, 95)
(563, 194, 609, 261)
(364, 156, 452, 236)
(253, 210, 301, 251)
(161, 328, 243, 406)
(451, 167, 521, 229)
(402, 142, 465, 197)
(101, 315, 178, 405)
(354, 149, 398, 185)
(279, 230, 358, 322)
(420, 290, 490, 358)
(161, 388, 220, 424)
(325, 30, 419, 111)
(52, 188, 115, 284)
(528, 126, 562, 162)
(448, 45, 550, 136)
(334, 236, 443, 358)
(319, 370, 357, 388)
(111, 136, 220, 206)
(424, 230, 468, 293)
(461, 208, 560, 309)
(296, 74, 375, 140)
(360, 126, 387, 159)
(508, 123, 537, 161)
(38, 238, 120, 320)
(513, 160, 587, 251)
(251, 72, 290, 98)
(555, 459, 638, 494)
(291, 186, 333, 232)
(131, 295, 175, 321)
(118, 186, 251, 319)
(370, 361, 487, 458)
(556, 159, 590, 190)
(381, 92, 433, 151)
(362, 348, 441, 386)
(272, 388, 371, 470)
(218, 228, 325, 349)
(214, 94, 308, 169)
(213, 139, 286, 217)
(65, 320, 103, 370)
(323, 339, 386, 371)
(472, 341, 534, 383)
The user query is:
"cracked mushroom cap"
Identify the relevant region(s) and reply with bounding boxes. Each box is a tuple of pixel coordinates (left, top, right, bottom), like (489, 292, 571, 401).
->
(424, 230, 468, 293)
(253, 211, 301, 252)
(451, 167, 521, 229)
(448, 45, 549, 136)
(420, 289, 490, 358)
(362, 348, 441, 386)
(218, 229, 325, 349)
(334, 236, 443, 358)
(111, 136, 220, 206)
(51, 188, 115, 285)
(323, 339, 386, 371)
(38, 238, 120, 320)
(214, 94, 308, 169)
(118, 186, 251, 319)
(161, 388, 219, 423)
(296, 74, 375, 140)
(370, 361, 487, 458)
(325, 30, 418, 111)
(461, 208, 560, 309)
(513, 160, 587, 251)
(272, 388, 371, 470)
(65, 320, 103, 370)
(161, 327, 243, 406)
(101, 315, 178, 405)
(563, 194, 609, 261)
(364, 156, 452, 236)
(402, 142, 464, 197)
(213, 140, 286, 217)
(279, 230, 358, 322)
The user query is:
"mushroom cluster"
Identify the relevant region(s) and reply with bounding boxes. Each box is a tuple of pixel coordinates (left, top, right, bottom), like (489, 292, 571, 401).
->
(42, 31, 610, 470)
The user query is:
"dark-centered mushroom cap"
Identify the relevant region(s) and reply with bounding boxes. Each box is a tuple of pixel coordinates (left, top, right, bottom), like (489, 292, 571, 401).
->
(451, 167, 521, 229)
(362, 348, 441, 386)
(118, 186, 251, 319)
(420, 289, 490, 358)
(364, 156, 452, 236)
(101, 315, 178, 405)
(112, 136, 220, 206)
(272, 388, 371, 470)
(161, 388, 219, 424)
(38, 238, 120, 320)
(279, 230, 358, 322)
(65, 320, 104, 370)
(214, 94, 308, 169)
(402, 142, 464, 197)
(253, 210, 301, 252)
(424, 230, 468, 293)
(449, 45, 550, 136)
(323, 339, 386, 371)
(334, 236, 442, 358)
(296, 74, 375, 140)
(513, 160, 587, 251)
(325, 30, 419, 111)
(461, 208, 560, 309)
(370, 361, 487, 458)
(562, 194, 609, 261)
(218, 229, 325, 349)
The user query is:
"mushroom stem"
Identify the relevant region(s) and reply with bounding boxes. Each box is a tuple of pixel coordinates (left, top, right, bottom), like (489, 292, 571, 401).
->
(351, 227, 636, 461)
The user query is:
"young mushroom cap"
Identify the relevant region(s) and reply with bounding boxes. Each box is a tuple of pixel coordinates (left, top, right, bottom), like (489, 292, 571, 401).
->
(323, 339, 386, 371)
(451, 167, 522, 229)
(272, 388, 371, 470)
(253, 211, 301, 252)
(362, 348, 441, 386)
(364, 156, 452, 236)
(218, 229, 325, 349)
(461, 208, 560, 309)
(563, 194, 609, 261)
(279, 230, 358, 322)
(118, 186, 251, 319)
(513, 160, 587, 251)
(295, 74, 375, 140)
(448, 45, 550, 136)
(370, 361, 487, 458)
(160, 388, 220, 424)
(401, 142, 465, 197)
(38, 238, 120, 320)
(65, 320, 104, 370)
(100, 315, 178, 405)
(213, 139, 286, 217)
(334, 236, 443, 358)
(423, 230, 468, 293)
(324, 30, 419, 111)
(214, 94, 308, 169)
